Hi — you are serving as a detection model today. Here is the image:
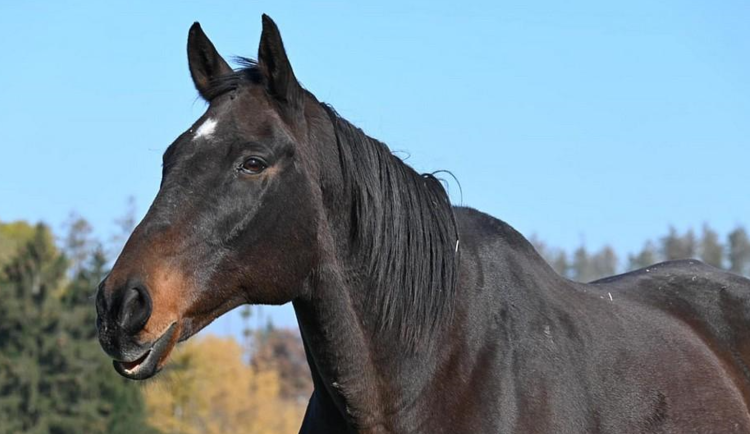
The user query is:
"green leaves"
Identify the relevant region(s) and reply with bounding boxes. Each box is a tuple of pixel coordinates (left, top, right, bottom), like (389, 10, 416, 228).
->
(0, 220, 158, 434)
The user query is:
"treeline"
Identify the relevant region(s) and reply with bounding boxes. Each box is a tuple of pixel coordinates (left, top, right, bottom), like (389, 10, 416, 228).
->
(532, 224, 750, 282)
(0, 216, 311, 434)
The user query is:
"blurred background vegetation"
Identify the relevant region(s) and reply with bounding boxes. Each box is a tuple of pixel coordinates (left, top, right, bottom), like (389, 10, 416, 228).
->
(0, 204, 311, 434)
(1, 203, 748, 433)
(531, 223, 750, 282)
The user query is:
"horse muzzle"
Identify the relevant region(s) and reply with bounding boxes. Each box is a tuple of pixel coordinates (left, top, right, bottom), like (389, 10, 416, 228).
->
(95, 278, 179, 380)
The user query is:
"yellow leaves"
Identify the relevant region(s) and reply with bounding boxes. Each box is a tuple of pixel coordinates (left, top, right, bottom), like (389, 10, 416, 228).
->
(143, 335, 307, 434)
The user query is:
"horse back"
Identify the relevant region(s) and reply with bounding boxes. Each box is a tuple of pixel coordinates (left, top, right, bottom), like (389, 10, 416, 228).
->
(450, 208, 750, 433)
(594, 259, 750, 377)
(584, 260, 750, 432)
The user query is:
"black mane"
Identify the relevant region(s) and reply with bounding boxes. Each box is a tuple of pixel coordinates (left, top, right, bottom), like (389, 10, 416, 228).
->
(321, 105, 460, 350)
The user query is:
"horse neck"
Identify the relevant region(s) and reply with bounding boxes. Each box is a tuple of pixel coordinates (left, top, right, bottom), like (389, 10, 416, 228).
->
(292, 265, 388, 432)
(293, 260, 452, 433)
(291, 108, 459, 431)
(293, 111, 575, 424)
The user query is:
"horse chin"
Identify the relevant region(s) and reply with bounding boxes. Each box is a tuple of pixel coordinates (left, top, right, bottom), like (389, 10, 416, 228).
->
(112, 322, 180, 380)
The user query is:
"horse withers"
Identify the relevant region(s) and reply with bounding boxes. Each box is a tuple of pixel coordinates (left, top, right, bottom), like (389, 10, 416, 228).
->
(95, 15, 750, 433)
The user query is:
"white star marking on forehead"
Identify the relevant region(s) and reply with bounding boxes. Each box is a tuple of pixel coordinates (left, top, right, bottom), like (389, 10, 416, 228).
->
(194, 118, 217, 140)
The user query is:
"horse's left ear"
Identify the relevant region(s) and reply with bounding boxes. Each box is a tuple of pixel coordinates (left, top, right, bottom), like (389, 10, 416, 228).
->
(258, 15, 303, 109)
(188, 22, 233, 100)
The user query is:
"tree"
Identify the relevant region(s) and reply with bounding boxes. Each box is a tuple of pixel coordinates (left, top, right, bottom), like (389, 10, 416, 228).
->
(661, 227, 696, 261)
(0, 224, 68, 434)
(551, 251, 570, 279)
(0, 221, 159, 434)
(628, 241, 659, 270)
(253, 327, 312, 402)
(0, 220, 37, 275)
(58, 244, 159, 434)
(729, 227, 750, 276)
(62, 213, 95, 276)
(699, 224, 723, 268)
(591, 246, 618, 279)
(144, 336, 305, 434)
(572, 245, 596, 282)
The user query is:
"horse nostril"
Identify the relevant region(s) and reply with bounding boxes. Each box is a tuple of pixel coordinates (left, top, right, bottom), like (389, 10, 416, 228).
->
(117, 285, 153, 335)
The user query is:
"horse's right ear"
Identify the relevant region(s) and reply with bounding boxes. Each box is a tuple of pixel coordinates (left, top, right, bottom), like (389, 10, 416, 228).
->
(187, 22, 233, 100)
(258, 15, 303, 110)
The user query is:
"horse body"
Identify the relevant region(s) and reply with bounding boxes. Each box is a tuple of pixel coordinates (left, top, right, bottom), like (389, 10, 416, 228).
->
(298, 207, 750, 433)
(95, 16, 750, 433)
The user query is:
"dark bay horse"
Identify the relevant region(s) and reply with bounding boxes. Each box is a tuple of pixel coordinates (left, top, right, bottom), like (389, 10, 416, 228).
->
(96, 15, 750, 433)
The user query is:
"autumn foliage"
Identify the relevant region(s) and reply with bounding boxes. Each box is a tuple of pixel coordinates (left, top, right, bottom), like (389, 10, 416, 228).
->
(143, 335, 310, 434)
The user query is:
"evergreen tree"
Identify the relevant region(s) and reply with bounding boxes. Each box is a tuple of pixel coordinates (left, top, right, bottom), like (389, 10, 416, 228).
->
(729, 227, 750, 276)
(572, 246, 596, 282)
(661, 227, 696, 261)
(0, 224, 67, 434)
(551, 251, 570, 279)
(57, 245, 158, 434)
(62, 214, 95, 276)
(591, 246, 618, 279)
(628, 241, 659, 271)
(699, 224, 723, 268)
(0, 222, 159, 434)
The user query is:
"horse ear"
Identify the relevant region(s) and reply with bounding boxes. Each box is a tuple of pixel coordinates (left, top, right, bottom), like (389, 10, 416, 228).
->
(258, 15, 303, 109)
(187, 22, 233, 100)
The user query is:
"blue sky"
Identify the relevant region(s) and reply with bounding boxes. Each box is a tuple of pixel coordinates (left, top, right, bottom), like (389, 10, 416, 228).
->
(1, 1, 748, 332)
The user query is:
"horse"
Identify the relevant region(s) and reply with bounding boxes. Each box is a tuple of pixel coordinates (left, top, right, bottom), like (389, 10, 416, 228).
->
(95, 15, 750, 433)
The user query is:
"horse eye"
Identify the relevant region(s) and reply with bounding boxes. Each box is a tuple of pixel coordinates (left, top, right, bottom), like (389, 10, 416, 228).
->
(240, 157, 267, 174)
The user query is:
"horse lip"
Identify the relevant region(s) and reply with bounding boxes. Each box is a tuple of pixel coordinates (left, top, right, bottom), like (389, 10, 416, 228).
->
(113, 322, 178, 380)
(117, 346, 150, 365)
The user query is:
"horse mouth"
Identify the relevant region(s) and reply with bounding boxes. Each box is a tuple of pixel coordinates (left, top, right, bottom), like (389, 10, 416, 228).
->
(113, 322, 179, 380)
